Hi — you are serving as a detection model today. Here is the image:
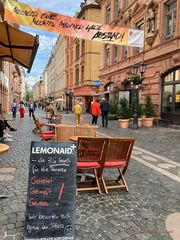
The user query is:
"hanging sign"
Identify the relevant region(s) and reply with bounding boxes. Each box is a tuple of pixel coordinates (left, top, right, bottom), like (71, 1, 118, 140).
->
(24, 141, 77, 240)
(4, 0, 144, 47)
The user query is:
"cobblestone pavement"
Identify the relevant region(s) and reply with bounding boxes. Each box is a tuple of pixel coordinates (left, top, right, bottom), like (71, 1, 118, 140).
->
(0, 110, 179, 240)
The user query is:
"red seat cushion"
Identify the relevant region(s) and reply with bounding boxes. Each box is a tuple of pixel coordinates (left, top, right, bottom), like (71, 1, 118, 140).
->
(42, 131, 53, 134)
(77, 162, 100, 168)
(41, 133, 54, 139)
(105, 161, 126, 167)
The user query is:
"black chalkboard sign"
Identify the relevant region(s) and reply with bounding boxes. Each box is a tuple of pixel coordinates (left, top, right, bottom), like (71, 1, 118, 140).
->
(24, 141, 77, 240)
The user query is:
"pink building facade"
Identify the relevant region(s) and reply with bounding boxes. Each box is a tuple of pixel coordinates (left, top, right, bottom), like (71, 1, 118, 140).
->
(99, 0, 180, 125)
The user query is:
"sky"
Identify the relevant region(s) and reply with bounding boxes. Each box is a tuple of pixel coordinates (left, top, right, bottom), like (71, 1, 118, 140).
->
(20, 0, 82, 89)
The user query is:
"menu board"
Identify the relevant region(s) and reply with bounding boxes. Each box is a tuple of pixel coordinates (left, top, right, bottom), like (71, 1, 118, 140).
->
(24, 141, 77, 240)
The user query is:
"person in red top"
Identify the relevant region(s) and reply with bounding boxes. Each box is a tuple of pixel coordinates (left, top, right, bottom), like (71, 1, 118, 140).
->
(91, 99, 100, 127)
(19, 104, 25, 119)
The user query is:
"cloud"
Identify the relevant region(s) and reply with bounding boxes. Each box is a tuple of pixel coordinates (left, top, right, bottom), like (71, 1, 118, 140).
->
(25, 76, 39, 89)
(20, 0, 82, 88)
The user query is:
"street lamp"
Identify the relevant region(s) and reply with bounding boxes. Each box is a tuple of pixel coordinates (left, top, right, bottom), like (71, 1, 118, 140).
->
(130, 60, 147, 129)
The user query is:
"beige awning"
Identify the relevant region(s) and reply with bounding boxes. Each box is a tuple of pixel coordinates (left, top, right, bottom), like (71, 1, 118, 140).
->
(0, 21, 39, 72)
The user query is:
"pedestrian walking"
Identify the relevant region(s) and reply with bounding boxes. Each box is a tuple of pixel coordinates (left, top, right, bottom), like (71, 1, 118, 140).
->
(19, 104, 25, 119)
(91, 99, 100, 127)
(11, 99, 17, 119)
(100, 97, 109, 127)
(28, 100, 35, 118)
(73, 101, 82, 125)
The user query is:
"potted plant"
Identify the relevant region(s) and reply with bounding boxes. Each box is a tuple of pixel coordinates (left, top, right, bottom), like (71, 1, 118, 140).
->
(143, 95, 155, 127)
(108, 100, 117, 120)
(118, 97, 131, 128)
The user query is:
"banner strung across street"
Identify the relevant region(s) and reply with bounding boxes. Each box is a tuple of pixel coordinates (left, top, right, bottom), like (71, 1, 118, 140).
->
(4, 0, 144, 48)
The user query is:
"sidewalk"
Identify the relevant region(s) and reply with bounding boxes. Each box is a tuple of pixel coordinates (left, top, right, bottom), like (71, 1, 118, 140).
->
(0, 111, 179, 240)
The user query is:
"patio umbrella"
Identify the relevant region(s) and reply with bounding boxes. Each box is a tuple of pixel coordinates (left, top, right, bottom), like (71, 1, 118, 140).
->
(0, 21, 39, 73)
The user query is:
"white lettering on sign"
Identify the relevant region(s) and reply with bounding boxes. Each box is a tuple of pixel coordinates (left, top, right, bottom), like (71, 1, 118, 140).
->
(32, 147, 75, 155)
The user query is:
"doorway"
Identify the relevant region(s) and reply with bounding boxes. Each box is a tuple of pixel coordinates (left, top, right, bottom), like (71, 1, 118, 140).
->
(161, 68, 180, 125)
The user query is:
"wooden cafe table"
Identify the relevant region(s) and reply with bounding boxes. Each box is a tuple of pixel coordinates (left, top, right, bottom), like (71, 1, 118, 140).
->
(0, 143, 9, 199)
(0, 143, 9, 154)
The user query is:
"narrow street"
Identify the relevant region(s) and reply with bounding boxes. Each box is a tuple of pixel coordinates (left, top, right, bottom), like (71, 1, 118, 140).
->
(0, 110, 179, 240)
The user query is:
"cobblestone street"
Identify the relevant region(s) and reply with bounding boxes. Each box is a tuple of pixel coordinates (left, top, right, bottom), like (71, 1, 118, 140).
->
(0, 110, 180, 240)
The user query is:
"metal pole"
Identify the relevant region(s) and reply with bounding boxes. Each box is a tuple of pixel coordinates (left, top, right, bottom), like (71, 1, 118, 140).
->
(132, 87, 139, 129)
(66, 93, 69, 114)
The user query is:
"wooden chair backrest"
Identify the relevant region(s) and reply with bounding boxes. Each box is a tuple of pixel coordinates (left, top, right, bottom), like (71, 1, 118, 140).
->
(76, 125, 96, 137)
(77, 137, 107, 163)
(105, 138, 135, 164)
(55, 124, 76, 141)
(32, 113, 37, 123)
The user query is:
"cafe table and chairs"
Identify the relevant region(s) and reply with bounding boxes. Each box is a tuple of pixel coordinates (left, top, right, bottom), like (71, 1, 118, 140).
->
(0, 143, 10, 199)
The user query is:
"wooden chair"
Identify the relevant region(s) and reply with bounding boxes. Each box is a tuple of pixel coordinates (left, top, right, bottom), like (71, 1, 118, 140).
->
(55, 124, 76, 141)
(76, 124, 96, 137)
(35, 120, 55, 141)
(98, 138, 135, 194)
(77, 137, 108, 195)
(32, 113, 45, 134)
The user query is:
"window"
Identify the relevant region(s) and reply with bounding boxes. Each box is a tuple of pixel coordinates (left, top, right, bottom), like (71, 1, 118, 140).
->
(75, 68, 79, 85)
(124, 0, 129, 8)
(106, 5, 111, 24)
(0, 60, 3, 72)
(81, 66, 84, 83)
(76, 43, 80, 60)
(113, 45, 118, 63)
(66, 54, 69, 67)
(122, 46, 128, 59)
(162, 68, 180, 114)
(114, 0, 120, 18)
(105, 45, 110, 66)
(135, 19, 144, 53)
(165, 1, 177, 38)
(81, 40, 85, 55)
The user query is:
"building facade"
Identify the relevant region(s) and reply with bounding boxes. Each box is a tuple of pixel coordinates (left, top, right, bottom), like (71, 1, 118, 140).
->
(65, 0, 103, 112)
(99, 0, 180, 125)
(54, 36, 66, 111)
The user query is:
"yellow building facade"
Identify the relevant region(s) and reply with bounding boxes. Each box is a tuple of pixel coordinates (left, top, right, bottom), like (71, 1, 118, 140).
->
(65, 1, 103, 112)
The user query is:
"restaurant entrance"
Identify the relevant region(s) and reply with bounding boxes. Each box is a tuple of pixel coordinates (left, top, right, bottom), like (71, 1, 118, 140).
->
(161, 68, 180, 125)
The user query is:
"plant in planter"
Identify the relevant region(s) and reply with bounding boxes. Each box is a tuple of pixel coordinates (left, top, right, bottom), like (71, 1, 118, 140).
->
(143, 95, 155, 127)
(108, 100, 118, 120)
(119, 97, 131, 128)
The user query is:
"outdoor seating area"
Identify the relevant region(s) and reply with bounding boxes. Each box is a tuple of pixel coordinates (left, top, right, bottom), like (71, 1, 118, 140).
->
(77, 137, 135, 195)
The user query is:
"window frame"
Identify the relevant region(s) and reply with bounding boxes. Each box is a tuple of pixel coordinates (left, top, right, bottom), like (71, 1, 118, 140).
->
(164, 0, 177, 39)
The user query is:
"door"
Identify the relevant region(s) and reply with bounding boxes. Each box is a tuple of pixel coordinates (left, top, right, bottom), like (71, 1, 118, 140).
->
(161, 68, 180, 125)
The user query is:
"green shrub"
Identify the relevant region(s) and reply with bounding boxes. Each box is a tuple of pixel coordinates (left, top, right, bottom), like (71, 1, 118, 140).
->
(119, 97, 131, 119)
(144, 95, 155, 117)
(108, 114, 116, 120)
(109, 100, 118, 114)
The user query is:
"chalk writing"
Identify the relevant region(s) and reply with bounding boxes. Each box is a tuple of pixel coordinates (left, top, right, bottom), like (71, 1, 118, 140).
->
(24, 141, 77, 239)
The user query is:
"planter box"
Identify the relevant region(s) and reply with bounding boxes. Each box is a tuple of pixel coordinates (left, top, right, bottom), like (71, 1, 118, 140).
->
(118, 119, 130, 128)
(143, 117, 154, 127)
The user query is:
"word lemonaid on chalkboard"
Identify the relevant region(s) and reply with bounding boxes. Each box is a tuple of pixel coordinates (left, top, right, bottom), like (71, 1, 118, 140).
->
(24, 141, 77, 240)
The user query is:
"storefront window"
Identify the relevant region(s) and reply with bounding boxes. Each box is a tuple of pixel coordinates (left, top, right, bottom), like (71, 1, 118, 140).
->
(162, 85, 173, 112)
(175, 84, 180, 112)
(163, 72, 173, 82)
(175, 69, 180, 81)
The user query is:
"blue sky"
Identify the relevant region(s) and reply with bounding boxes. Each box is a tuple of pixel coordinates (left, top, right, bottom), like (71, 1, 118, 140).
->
(20, 0, 82, 88)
